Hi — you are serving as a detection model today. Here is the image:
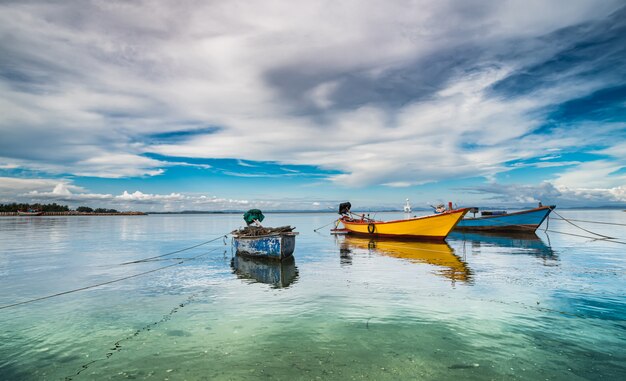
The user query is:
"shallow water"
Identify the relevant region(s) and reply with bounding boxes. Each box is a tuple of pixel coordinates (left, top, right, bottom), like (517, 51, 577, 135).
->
(0, 211, 624, 380)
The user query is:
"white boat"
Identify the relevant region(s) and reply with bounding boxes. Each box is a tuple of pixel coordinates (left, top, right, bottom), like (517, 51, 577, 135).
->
(403, 199, 411, 213)
(17, 210, 43, 216)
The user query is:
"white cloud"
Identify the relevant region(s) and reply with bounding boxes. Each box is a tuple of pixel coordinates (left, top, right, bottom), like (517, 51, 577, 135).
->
(115, 190, 185, 202)
(237, 160, 257, 168)
(555, 185, 626, 203)
(553, 161, 626, 189)
(308, 80, 340, 109)
(466, 181, 626, 207)
(0, 177, 85, 195)
(73, 154, 166, 178)
(52, 183, 72, 196)
(0, 0, 624, 190)
(7, 180, 338, 211)
(382, 182, 416, 188)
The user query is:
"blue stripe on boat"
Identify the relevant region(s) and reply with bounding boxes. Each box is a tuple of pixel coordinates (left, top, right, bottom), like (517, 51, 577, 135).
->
(454, 206, 554, 232)
(233, 234, 296, 260)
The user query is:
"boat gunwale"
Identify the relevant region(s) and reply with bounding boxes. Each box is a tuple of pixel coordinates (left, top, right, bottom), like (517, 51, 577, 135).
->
(341, 208, 469, 226)
(232, 232, 299, 240)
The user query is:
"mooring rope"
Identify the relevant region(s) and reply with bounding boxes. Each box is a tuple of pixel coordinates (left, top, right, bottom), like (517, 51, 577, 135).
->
(0, 246, 224, 311)
(455, 209, 625, 245)
(64, 291, 203, 381)
(494, 217, 626, 245)
(550, 217, 626, 227)
(550, 210, 617, 240)
(313, 219, 339, 232)
(119, 234, 229, 265)
(542, 229, 626, 245)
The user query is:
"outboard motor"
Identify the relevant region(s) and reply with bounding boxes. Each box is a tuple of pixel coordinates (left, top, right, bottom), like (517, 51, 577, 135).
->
(338, 202, 351, 216)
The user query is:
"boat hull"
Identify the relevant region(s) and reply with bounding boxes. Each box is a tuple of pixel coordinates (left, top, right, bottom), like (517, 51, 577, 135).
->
(232, 233, 297, 260)
(454, 206, 554, 232)
(341, 208, 468, 240)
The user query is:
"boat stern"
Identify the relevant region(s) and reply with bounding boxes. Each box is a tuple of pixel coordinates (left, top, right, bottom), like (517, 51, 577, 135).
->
(233, 233, 297, 260)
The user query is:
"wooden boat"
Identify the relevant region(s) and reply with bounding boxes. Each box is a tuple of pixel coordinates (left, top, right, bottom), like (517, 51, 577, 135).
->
(340, 208, 469, 240)
(341, 236, 471, 283)
(231, 255, 298, 288)
(454, 205, 554, 232)
(231, 226, 298, 260)
(17, 210, 43, 216)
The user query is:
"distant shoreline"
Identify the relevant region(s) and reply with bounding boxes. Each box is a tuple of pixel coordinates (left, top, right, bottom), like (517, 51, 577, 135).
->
(0, 211, 146, 216)
(148, 206, 626, 214)
(1, 207, 623, 217)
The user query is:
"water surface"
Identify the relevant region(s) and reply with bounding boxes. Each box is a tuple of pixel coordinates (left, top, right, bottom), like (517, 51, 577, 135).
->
(0, 211, 624, 380)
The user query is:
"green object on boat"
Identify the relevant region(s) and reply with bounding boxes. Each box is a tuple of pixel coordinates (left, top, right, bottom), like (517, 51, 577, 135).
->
(243, 209, 265, 225)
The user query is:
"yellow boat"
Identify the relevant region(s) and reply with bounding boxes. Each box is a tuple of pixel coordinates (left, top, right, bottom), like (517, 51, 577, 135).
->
(341, 236, 471, 283)
(340, 208, 469, 240)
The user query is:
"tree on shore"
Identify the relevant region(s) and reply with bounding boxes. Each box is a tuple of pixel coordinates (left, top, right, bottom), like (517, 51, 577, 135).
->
(94, 208, 119, 213)
(0, 203, 124, 213)
(0, 203, 70, 212)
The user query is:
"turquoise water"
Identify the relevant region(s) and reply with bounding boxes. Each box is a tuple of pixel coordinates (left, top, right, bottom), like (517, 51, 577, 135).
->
(0, 211, 624, 380)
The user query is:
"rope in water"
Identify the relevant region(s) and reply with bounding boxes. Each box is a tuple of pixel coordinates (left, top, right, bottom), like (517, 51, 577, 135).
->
(542, 229, 626, 245)
(119, 234, 229, 265)
(550, 217, 626, 227)
(509, 217, 626, 245)
(64, 291, 204, 381)
(0, 246, 225, 311)
(550, 210, 617, 240)
(313, 219, 339, 232)
(455, 208, 626, 244)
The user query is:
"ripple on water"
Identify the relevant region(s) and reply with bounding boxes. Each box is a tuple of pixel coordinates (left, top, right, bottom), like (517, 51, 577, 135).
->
(0, 212, 625, 380)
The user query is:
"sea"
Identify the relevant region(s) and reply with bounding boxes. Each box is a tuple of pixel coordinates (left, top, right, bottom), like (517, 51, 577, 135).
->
(0, 210, 624, 380)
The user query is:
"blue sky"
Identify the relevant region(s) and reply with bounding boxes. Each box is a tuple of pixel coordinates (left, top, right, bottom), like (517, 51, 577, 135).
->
(0, 0, 625, 211)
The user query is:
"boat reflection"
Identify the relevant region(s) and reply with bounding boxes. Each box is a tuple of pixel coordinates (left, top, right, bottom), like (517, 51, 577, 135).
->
(231, 255, 299, 288)
(340, 236, 472, 284)
(448, 231, 557, 263)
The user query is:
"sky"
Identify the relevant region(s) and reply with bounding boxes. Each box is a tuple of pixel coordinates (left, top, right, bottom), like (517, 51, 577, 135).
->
(0, 0, 625, 211)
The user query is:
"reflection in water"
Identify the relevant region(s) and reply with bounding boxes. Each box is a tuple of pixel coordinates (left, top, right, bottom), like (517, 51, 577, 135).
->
(333, 233, 354, 266)
(448, 231, 557, 264)
(340, 236, 472, 285)
(231, 255, 299, 288)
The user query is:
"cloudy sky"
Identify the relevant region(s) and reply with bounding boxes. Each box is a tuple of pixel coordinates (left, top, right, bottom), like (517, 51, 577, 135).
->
(1, 0, 625, 211)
